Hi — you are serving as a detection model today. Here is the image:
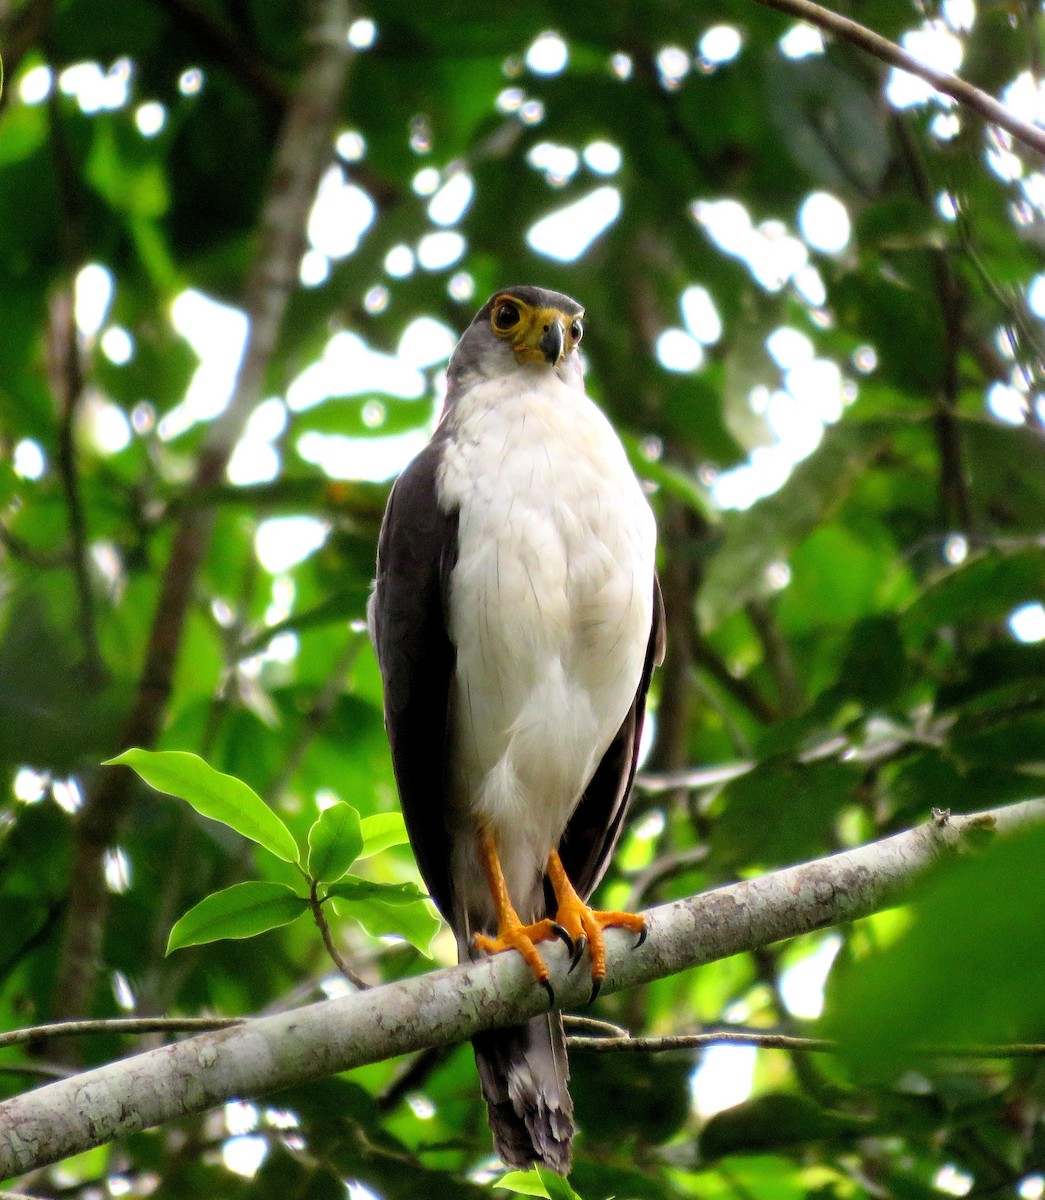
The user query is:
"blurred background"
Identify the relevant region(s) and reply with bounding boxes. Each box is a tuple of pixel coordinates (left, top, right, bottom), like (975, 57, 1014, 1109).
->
(1, 0, 1045, 1195)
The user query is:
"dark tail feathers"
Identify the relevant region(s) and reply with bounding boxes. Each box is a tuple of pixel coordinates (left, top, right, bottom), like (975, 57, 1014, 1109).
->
(472, 1013, 574, 1175)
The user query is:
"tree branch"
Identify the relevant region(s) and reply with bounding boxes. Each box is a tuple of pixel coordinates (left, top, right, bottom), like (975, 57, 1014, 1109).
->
(309, 880, 369, 992)
(570, 1028, 1045, 1058)
(0, 1016, 242, 1051)
(4, 800, 1042, 1177)
(750, 0, 1045, 159)
(152, 0, 290, 117)
(51, 0, 355, 1025)
(45, 87, 106, 687)
(568, 1029, 835, 1054)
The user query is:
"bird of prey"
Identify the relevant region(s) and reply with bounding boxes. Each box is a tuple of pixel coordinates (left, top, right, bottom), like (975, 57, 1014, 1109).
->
(369, 286, 663, 1174)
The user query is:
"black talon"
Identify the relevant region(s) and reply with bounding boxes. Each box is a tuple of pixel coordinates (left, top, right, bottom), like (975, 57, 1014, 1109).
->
(550, 922, 574, 956)
(634, 924, 648, 949)
(568, 935, 587, 973)
(588, 977, 602, 1005)
(540, 978, 555, 1006)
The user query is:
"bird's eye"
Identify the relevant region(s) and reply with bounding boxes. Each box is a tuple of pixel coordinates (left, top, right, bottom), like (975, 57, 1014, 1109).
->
(569, 319, 583, 343)
(493, 301, 521, 331)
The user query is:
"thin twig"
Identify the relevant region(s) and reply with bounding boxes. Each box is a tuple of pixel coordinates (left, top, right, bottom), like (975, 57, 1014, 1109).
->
(309, 880, 369, 991)
(153, 0, 289, 115)
(568, 1028, 1045, 1058)
(568, 1029, 835, 1054)
(0, 1016, 243, 1050)
(890, 118, 976, 530)
(637, 762, 753, 793)
(626, 844, 710, 910)
(0, 0, 53, 116)
(0, 526, 71, 568)
(377, 1045, 455, 1113)
(45, 87, 106, 686)
(562, 1014, 629, 1038)
(745, 600, 804, 717)
(0, 1063, 77, 1080)
(692, 636, 779, 724)
(265, 631, 366, 804)
(751, 0, 1045, 158)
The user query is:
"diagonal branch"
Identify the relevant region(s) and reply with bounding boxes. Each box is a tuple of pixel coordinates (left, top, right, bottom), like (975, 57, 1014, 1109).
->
(51, 0, 355, 1026)
(152, 0, 290, 116)
(5, 800, 1042, 1177)
(751, 0, 1045, 159)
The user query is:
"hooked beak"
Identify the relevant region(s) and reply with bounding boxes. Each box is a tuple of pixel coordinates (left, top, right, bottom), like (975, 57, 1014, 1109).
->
(512, 307, 567, 366)
(538, 319, 563, 365)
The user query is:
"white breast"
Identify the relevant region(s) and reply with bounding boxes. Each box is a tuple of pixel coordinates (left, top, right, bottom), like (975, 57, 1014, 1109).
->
(437, 370, 656, 917)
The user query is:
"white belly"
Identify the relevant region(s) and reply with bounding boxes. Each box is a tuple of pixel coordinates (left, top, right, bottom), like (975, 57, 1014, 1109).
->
(437, 371, 656, 919)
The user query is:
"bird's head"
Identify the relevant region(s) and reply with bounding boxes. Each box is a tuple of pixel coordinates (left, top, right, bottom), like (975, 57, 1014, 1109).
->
(447, 286, 585, 391)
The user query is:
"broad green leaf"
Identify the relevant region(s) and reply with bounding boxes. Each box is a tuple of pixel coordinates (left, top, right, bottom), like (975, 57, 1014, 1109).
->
(712, 761, 861, 871)
(535, 1167, 585, 1200)
(903, 546, 1045, 640)
(107, 749, 299, 864)
(357, 811, 410, 859)
(167, 881, 308, 953)
(494, 1170, 550, 1196)
(327, 878, 441, 954)
(307, 802, 363, 883)
(700, 1093, 869, 1160)
(826, 822, 1045, 1078)
(325, 878, 428, 906)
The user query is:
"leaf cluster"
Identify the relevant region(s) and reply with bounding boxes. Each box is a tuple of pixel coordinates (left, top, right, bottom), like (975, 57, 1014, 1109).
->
(107, 748, 437, 955)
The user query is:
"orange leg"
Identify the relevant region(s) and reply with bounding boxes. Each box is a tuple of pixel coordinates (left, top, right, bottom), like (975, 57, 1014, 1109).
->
(471, 828, 569, 1003)
(546, 851, 646, 1002)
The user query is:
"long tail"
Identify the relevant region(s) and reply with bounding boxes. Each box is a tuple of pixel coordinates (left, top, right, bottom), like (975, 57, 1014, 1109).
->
(472, 1013, 575, 1174)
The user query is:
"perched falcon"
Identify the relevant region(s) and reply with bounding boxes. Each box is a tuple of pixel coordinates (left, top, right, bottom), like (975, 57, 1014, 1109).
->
(369, 286, 663, 1173)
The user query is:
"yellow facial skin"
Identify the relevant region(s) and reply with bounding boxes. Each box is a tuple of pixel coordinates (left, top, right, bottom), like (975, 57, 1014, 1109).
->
(489, 294, 584, 366)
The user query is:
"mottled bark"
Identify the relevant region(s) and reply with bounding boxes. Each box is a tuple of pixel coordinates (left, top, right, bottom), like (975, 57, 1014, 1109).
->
(3, 800, 1041, 1176)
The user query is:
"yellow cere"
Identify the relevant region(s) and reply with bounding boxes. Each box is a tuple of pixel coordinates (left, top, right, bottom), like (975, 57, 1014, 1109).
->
(489, 294, 584, 364)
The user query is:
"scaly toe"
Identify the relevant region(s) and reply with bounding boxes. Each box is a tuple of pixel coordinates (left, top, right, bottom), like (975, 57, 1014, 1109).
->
(472, 919, 564, 996)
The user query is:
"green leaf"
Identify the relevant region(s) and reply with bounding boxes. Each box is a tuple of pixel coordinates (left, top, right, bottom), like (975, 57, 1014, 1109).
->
(167, 881, 308, 953)
(903, 546, 1045, 640)
(326, 878, 441, 954)
(325, 878, 427, 906)
(106, 749, 300, 864)
(307, 802, 363, 883)
(700, 1093, 870, 1160)
(494, 1170, 550, 1197)
(535, 1167, 585, 1200)
(826, 822, 1045, 1079)
(712, 761, 860, 870)
(357, 811, 410, 859)
(493, 1169, 583, 1199)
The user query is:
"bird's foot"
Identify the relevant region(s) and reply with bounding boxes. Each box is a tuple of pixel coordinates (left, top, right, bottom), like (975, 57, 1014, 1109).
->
(472, 918, 572, 1005)
(552, 897, 647, 1003)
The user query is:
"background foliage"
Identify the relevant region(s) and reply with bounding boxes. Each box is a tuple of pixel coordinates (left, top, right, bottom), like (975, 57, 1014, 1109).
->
(1, 0, 1044, 1196)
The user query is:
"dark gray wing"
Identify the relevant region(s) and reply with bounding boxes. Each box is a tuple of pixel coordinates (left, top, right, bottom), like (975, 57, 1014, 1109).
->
(369, 434, 458, 919)
(558, 576, 665, 900)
